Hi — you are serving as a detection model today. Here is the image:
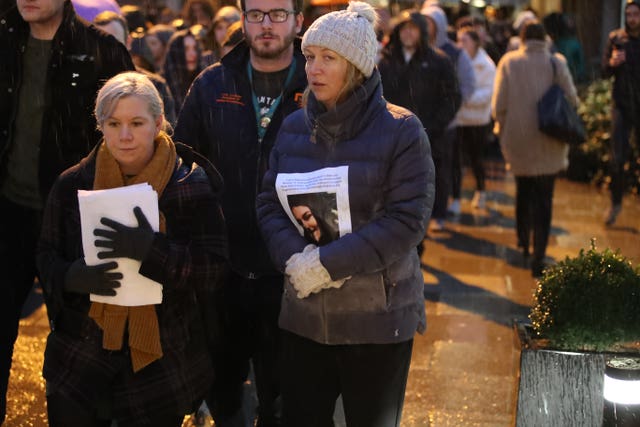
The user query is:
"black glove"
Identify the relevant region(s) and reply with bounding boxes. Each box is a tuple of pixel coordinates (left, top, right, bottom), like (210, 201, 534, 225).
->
(64, 259, 122, 296)
(94, 206, 155, 261)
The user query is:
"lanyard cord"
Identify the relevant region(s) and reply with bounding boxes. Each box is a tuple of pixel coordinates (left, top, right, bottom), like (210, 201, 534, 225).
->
(247, 60, 297, 142)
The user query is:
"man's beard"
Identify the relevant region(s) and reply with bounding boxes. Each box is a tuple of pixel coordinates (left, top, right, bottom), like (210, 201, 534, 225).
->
(248, 29, 297, 59)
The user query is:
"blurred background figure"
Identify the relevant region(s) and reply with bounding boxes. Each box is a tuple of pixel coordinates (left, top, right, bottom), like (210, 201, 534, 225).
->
(421, 3, 474, 229)
(543, 12, 586, 84)
(202, 5, 241, 61)
(94, 11, 177, 126)
(456, 15, 502, 65)
(131, 31, 157, 70)
(506, 9, 536, 52)
(121, 4, 150, 33)
(181, 0, 215, 40)
(492, 21, 578, 277)
(218, 20, 243, 58)
(601, 0, 640, 226)
(163, 28, 205, 118)
(146, 24, 177, 72)
(451, 26, 496, 212)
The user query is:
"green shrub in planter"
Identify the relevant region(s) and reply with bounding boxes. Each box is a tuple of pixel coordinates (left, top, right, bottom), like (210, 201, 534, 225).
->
(530, 239, 640, 352)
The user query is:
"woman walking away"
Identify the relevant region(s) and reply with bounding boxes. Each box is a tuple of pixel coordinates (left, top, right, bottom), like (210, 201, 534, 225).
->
(451, 26, 496, 211)
(492, 21, 578, 277)
(256, 2, 435, 426)
(163, 29, 205, 117)
(37, 72, 227, 427)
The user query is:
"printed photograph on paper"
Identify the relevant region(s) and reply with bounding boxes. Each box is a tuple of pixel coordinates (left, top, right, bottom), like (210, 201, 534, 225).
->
(275, 166, 351, 246)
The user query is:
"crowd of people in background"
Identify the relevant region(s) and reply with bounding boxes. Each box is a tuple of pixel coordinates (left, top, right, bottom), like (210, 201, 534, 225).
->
(1, 0, 638, 425)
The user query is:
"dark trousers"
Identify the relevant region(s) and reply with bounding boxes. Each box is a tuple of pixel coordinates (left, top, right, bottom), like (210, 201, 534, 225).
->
(515, 175, 556, 262)
(47, 388, 184, 427)
(206, 272, 283, 427)
(609, 107, 638, 205)
(280, 331, 413, 427)
(452, 125, 487, 198)
(0, 196, 41, 424)
(431, 128, 456, 220)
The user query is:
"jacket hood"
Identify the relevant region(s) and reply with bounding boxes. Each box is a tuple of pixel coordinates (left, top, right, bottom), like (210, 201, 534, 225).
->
(386, 10, 430, 56)
(421, 5, 449, 48)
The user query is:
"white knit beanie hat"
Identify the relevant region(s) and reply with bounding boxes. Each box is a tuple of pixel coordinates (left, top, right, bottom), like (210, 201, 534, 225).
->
(301, 1, 378, 78)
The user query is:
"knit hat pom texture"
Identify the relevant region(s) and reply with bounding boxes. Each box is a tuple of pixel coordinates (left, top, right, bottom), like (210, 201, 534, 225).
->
(302, 1, 378, 77)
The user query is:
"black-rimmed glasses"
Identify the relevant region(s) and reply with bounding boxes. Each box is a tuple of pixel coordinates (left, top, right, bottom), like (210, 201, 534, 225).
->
(243, 9, 296, 23)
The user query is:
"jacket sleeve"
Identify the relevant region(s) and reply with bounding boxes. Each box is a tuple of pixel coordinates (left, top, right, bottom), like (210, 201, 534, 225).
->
(554, 54, 579, 108)
(256, 139, 309, 272)
(465, 55, 496, 108)
(174, 76, 213, 161)
(601, 31, 616, 79)
(457, 50, 476, 103)
(320, 116, 434, 280)
(492, 57, 508, 133)
(36, 176, 76, 323)
(427, 56, 461, 138)
(139, 172, 227, 291)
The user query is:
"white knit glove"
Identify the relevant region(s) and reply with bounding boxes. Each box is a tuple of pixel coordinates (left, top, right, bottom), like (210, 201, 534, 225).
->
(285, 244, 348, 299)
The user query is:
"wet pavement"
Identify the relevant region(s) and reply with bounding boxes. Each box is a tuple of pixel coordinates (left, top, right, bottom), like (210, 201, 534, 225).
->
(6, 160, 640, 427)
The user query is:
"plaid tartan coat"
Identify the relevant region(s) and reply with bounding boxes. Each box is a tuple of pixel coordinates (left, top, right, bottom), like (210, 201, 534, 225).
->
(36, 142, 227, 424)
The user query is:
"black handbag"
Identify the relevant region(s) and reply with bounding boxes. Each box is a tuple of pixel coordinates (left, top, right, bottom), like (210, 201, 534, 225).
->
(537, 58, 586, 146)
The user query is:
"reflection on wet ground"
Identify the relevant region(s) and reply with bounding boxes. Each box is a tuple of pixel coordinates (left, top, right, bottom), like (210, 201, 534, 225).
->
(7, 161, 640, 426)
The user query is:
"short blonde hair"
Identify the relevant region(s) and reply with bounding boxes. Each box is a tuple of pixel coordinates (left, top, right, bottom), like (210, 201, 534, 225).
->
(95, 71, 168, 132)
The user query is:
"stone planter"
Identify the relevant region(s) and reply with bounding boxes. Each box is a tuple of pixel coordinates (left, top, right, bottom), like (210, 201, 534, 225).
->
(514, 321, 607, 427)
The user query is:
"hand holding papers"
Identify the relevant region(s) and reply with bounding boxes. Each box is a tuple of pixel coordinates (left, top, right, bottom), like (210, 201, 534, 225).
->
(94, 206, 155, 261)
(64, 259, 122, 296)
(78, 183, 163, 306)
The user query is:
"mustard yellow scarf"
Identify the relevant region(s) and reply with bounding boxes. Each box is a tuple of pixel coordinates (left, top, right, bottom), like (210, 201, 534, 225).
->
(88, 131, 176, 372)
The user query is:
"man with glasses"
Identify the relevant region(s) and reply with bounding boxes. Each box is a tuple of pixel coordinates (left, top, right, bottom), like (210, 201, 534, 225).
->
(174, 0, 305, 426)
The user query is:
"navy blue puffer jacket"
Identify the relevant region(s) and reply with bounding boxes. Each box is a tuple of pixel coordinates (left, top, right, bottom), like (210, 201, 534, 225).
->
(256, 71, 435, 345)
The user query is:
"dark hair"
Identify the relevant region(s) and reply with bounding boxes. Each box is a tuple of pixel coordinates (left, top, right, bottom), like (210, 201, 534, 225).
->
(147, 24, 176, 46)
(121, 5, 148, 33)
(181, 0, 216, 26)
(163, 29, 203, 111)
(455, 16, 473, 30)
(287, 193, 339, 246)
(237, 0, 303, 14)
(520, 20, 546, 42)
(458, 26, 480, 45)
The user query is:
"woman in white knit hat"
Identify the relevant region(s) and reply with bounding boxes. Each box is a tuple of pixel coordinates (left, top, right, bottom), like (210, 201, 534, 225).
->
(256, 2, 435, 425)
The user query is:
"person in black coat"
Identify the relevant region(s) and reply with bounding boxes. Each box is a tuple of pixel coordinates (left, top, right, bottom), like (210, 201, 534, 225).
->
(0, 0, 133, 422)
(173, 0, 307, 424)
(601, 0, 640, 226)
(379, 10, 460, 146)
(378, 9, 460, 237)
